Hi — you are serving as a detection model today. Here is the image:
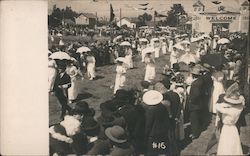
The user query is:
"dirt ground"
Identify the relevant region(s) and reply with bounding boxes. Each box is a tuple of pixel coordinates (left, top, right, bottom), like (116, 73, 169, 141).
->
(49, 53, 250, 155)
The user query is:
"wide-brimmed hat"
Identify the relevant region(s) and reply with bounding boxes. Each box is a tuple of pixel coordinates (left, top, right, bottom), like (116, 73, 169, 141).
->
(143, 90, 163, 105)
(97, 110, 115, 126)
(105, 125, 127, 143)
(82, 116, 99, 131)
(141, 80, 150, 89)
(75, 101, 95, 117)
(223, 82, 244, 105)
(161, 77, 171, 89)
(191, 66, 201, 75)
(154, 82, 167, 94)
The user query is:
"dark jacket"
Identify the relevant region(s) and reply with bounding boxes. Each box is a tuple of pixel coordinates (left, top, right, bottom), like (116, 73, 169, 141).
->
(144, 103, 170, 138)
(110, 144, 135, 156)
(188, 77, 205, 111)
(163, 91, 181, 119)
(86, 139, 111, 155)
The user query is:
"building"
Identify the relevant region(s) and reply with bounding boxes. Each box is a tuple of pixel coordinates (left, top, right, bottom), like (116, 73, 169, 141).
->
(116, 18, 136, 29)
(75, 13, 97, 28)
(191, 0, 249, 35)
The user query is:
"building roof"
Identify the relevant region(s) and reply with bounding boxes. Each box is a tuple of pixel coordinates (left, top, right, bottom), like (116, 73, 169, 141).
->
(119, 17, 138, 23)
(241, 0, 249, 6)
(193, 0, 205, 7)
(64, 19, 75, 25)
(78, 13, 96, 19)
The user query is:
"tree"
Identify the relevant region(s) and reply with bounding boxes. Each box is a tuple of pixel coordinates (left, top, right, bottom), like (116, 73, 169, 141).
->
(136, 12, 152, 27)
(166, 4, 187, 27)
(48, 5, 79, 28)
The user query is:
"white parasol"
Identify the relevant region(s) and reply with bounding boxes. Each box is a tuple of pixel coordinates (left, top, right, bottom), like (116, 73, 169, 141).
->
(113, 35, 123, 42)
(76, 46, 91, 53)
(217, 38, 230, 44)
(57, 33, 63, 37)
(49, 51, 71, 60)
(115, 57, 127, 63)
(181, 40, 191, 45)
(179, 53, 199, 64)
(139, 38, 148, 42)
(202, 34, 211, 39)
(191, 37, 200, 43)
(173, 43, 185, 51)
(120, 41, 131, 46)
(143, 47, 155, 54)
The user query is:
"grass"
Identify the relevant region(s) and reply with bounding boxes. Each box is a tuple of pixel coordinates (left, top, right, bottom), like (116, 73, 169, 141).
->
(49, 47, 250, 155)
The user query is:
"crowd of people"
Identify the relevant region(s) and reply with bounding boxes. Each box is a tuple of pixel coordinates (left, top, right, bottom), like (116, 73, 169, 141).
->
(48, 28, 248, 155)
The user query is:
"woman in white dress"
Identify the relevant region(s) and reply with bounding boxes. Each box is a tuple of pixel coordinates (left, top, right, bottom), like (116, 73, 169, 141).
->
(114, 57, 128, 94)
(48, 58, 57, 92)
(161, 38, 167, 55)
(144, 50, 156, 83)
(66, 61, 79, 103)
(209, 68, 225, 113)
(216, 82, 244, 155)
(86, 53, 96, 80)
(170, 47, 179, 68)
(124, 46, 133, 69)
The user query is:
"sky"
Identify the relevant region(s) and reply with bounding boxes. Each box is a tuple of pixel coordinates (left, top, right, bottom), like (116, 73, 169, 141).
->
(48, 0, 247, 18)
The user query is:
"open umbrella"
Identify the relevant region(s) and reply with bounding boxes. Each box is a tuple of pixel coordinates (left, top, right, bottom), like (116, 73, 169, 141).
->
(49, 51, 71, 60)
(179, 53, 199, 64)
(115, 57, 126, 63)
(201, 53, 227, 67)
(113, 35, 123, 42)
(76, 46, 91, 53)
(202, 34, 211, 39)
(120, 41, 131, 46)
(191, 37, 200, 43)
(151, 38, 159, 42)
(181, 40, 191, 45)
(139, 38, 148, 42)
(57, 33, 63, 37)
(217, 38, 230, 44)
(173, 43, 185, 51)
(143, 47, 155, 54)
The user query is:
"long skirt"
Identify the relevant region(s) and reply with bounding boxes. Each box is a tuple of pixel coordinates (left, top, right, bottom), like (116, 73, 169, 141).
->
(125, 55, 133, 69)
(114, 74, 126, 94)
(154, 48, 160, 58)
(144, 65, 155, 82)
(209, 81, 224, 113)
(87, 63, 96, 79)
(162, 45, 167, 54)
(48, 67, 57, 91)
(217, 124, 242, 155)
(68, 77, 78, 101)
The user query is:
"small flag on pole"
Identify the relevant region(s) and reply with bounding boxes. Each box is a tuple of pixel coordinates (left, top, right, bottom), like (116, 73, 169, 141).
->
(110, 4, 115, 22)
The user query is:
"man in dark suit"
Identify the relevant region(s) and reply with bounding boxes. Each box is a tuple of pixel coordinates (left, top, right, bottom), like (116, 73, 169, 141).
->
(188, 66, 207, 139)
(200, 63, 213, 129)
(53, 63, 72, 119)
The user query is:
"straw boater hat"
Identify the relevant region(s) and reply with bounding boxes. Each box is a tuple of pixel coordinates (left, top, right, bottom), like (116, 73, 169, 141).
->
(143, 90, 163, 105)
(223, 82, 244, 105)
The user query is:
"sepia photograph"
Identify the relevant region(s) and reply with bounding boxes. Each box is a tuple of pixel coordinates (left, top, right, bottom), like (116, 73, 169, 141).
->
(48, 0, 250, 155)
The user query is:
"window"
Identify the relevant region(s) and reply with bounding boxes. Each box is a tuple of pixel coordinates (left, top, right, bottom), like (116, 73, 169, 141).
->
(198, 8, 201, 11)
(194, 8, 197, 11)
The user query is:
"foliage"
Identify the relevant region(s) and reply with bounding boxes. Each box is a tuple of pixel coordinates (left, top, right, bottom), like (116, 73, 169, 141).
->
(166, 4, 187, 27)
(137, 13, 152, 27)
(49, 5, 79, 27)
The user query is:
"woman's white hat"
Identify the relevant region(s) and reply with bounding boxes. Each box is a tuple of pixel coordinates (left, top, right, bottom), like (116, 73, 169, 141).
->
(143, 90, 163, 105)
(115, 57, 126, 63)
